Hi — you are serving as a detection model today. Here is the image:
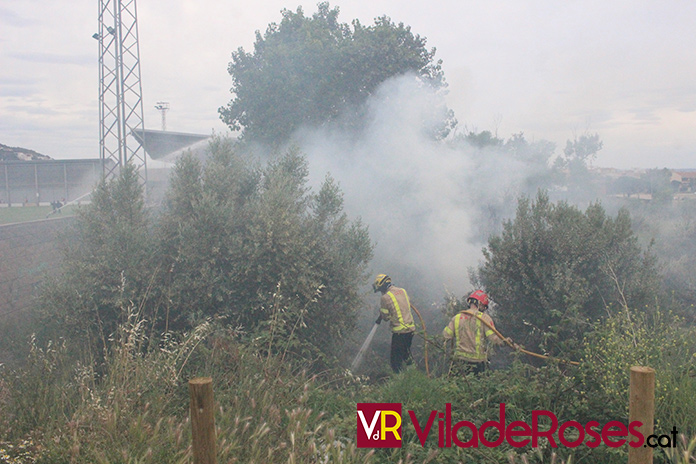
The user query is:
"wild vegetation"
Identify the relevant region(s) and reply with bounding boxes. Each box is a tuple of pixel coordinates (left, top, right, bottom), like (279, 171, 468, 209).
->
(37, 139, 372, 364)
(2, 3, 695, 463)
(1, 139, 695, 463)
(220, 2, 454, 145)
(475, 191, 661, 355)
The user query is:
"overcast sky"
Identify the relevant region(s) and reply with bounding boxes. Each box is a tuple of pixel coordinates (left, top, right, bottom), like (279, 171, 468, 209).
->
(1, 0, 694, 168)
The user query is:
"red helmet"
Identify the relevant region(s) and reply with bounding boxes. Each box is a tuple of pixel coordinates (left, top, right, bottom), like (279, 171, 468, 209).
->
(467, 290, 489, 308)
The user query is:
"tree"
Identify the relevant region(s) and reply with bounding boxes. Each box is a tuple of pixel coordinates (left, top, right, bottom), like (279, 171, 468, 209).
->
(504, 132, 556, 169)
(623, 194, 696, 314)
(39, 164, 158, 353)
(158, 137, 373, 355)
(561, 132, 603, 166)
(640, 168, 675, 203)
(474, 191, 660, 354)
(219, 2, 452, 145)
(553, 132, 604, 203)
(40, 138, 373, 363)
(460, 130, 504, 149)
(608, 175, 642, 198)
(450, 130, 558, 240)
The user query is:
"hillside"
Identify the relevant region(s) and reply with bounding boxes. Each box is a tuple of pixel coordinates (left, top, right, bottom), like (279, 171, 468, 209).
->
(0, 143, 52, 161)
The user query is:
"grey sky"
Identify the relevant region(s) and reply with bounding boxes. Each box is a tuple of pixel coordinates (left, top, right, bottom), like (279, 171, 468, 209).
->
(1, 0, 694, 168)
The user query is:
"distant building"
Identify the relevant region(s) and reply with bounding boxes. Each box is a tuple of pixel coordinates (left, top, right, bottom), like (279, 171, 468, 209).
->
(0, 159, 105, 207)
(670, 171, 696, 193)
(1, 130, 212, 209)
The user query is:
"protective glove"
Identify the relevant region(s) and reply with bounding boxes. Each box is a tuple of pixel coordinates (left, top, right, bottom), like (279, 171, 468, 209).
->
(506, 338, 522, 351)
(375, 315, 383, 325)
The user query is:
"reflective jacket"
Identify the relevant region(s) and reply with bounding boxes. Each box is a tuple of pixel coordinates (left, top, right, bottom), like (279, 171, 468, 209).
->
(442, 309, 502, 362)
(380, 286, 416, 334)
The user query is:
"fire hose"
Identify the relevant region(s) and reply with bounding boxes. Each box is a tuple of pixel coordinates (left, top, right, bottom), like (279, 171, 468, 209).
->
(410, 305, 579, 367)
(352, 305, 578, 373)
(474, 313, 579, 366)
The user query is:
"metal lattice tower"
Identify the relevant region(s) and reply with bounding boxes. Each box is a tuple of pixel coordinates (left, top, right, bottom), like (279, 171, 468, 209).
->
(94, 0, 147, 185)
(155, 101, 170, 131)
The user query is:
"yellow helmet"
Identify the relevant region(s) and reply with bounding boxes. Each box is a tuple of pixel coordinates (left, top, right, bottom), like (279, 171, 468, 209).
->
(372, 274, 391, 293)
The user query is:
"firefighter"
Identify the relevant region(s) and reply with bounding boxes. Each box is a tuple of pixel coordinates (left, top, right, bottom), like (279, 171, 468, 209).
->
(442, 290, 512, 375)
(373, 274, 416, 373)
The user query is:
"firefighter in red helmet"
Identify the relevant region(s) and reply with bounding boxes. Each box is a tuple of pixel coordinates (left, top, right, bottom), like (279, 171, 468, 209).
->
(442, 290, 512, 375)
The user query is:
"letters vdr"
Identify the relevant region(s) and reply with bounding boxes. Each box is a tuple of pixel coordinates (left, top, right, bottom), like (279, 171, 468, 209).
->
(356, 403, 403, 448)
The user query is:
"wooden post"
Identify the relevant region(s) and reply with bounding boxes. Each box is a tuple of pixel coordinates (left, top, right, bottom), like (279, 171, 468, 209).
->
(189, 377, 216, 464)
(628, 366, 655, 464)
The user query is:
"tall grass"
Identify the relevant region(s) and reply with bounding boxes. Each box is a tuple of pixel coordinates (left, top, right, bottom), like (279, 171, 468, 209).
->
(0, 297, 376, 463)
(1, 296, 695, 463)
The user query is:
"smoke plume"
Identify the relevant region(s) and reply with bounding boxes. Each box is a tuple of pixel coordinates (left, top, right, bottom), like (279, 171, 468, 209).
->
(293, 74, 551, 305)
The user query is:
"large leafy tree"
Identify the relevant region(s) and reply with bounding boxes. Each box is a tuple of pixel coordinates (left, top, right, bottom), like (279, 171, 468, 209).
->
(475, 190, 660, 354)
(157, 137, 373, 355)
(220, 2, 451, 145)
(41, 139, 372, 361)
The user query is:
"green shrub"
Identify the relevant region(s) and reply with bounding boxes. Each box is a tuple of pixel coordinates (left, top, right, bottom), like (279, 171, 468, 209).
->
(580, 307, 696, 435)
(157, 139, 373, 357)
(1, 335, 78, 439)
(38, 141, 372, 366)
(476, 190, 660, 355)
(38, 162, 158, 357)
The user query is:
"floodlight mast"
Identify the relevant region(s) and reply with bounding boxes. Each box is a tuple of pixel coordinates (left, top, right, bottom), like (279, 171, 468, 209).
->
(94, 0, 147, 188)
(155, 101, 170, 131)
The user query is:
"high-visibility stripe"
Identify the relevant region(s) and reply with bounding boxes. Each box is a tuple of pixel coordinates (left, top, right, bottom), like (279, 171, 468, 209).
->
(475, 316, 482, 359)
(485, 329, 494, 337)
(454, 313, 461, 348)
(453, 312, 486, 361)
(387, 291, 414, 332)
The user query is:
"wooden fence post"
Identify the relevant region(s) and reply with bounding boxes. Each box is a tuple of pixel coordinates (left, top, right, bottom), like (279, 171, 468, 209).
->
(628, 366, 655, 464)
(189, 377, 216, 464)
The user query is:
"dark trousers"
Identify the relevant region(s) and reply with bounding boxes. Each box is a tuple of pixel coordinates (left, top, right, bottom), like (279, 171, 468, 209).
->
(390, 332, 414, 373)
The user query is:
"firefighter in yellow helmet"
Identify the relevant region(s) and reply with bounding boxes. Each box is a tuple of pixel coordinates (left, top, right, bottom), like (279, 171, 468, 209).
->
(373, 274, 416, 373)
(442, 290, 512, 375)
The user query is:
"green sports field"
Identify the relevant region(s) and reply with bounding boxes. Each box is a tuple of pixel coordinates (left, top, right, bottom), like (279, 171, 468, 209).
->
(0, 205, 78, 225)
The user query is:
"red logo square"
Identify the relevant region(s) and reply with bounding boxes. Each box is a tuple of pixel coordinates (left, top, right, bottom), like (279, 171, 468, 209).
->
(357, 403, 403, 448)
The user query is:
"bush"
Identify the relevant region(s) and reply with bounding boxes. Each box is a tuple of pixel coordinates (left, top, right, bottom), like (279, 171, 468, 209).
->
(38, 163, 158, 358)
(39, 141, 372, 364)
(476, 190, 660, 355)
(157, 139, 373, 357)
(3, 303, 694, 463)
(580, 306, 696, 436)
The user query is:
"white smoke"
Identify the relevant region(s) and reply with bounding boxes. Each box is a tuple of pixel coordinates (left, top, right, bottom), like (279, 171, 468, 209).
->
(292, 74, 552, 304)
